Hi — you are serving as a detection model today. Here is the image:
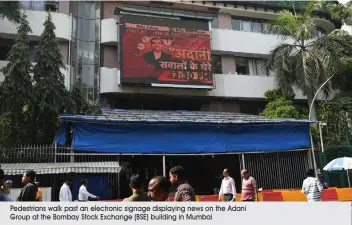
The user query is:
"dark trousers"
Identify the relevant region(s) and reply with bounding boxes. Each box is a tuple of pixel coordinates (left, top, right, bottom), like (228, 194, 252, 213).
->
(223, 194, 233, 202)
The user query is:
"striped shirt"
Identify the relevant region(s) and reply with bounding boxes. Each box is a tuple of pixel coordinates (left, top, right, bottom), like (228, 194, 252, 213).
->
(302, 177, 323, 201)
(241, 176, 257, 201)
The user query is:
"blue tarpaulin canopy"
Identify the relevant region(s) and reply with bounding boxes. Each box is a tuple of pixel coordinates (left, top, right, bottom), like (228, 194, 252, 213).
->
(55, 109, 315, 155)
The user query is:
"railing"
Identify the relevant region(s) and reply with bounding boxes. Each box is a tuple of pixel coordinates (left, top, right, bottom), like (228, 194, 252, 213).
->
(0, 145, 63, 163)
(0, 144, 131, 166)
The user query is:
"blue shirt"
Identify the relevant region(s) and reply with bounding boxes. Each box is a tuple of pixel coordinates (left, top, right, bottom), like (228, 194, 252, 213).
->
(319, 178, 328, 189)
(0, 192, 13, 201)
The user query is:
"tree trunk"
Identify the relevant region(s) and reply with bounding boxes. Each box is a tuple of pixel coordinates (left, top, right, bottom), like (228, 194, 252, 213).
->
(306, 89, 318, 121)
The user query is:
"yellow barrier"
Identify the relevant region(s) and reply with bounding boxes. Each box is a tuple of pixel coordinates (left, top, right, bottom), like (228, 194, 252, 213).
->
(209, 188, 352, 202)
(336, 188, 352, 201)
(281, 191, 306, 202)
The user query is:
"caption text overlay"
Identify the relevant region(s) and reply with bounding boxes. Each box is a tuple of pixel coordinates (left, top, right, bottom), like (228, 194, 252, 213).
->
(1, 202, 351, 225)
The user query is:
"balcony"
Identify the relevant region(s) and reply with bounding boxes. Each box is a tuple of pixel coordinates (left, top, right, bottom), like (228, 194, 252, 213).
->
(211, 28, 294, 56)
(0, 10, 70, 40)
(100, 67, 312, 100)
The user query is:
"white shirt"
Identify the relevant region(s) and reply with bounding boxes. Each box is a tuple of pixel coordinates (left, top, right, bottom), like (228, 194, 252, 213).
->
(153, 51, 161, 60)
(219, 176, 236, 199)
(59, 183, 72, 202)
(78, 185, 97, 201)
(302, 177, 323, 202)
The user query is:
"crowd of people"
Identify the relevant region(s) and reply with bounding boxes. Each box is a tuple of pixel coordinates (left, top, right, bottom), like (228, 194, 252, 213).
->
(118, 166, 259, 202)
(0, 169, 42, 201)
(0, 165, 329, 202)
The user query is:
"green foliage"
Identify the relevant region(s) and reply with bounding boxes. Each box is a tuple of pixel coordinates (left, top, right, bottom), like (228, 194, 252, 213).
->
(264, 1, 352, 120)
(0, 14, 33, 147)
(0, 1, 21, 23)
(261, 89, 301, 119)
(0, 11, 101, 148)
(261, 97, 300, 119)
(32, 11, 69, 144)
(317, 93, 352, 146)
(327, 0, 352, 26)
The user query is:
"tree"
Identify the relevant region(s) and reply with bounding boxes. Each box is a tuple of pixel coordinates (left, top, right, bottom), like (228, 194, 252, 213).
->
(260, 89, 301, 119)
(0, 14, 33, 147)
(68, 83, 102, 116)
(32, 11, 70, 144)
(0, 1, 22, 23)
(327, 0, 352, 26)
(318, 93, 352, 146)
(264, 2, 352, 121)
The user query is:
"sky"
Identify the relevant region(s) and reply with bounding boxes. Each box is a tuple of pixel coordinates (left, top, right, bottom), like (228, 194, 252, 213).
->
(338, 0, 349, 4)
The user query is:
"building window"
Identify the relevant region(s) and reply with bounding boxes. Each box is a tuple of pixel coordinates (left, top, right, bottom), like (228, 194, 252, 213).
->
(231, 18, 241, 31)
(29, 42, 39, 62)
(20, 1, 58, 12)
(251, 19, 262, 33)
(70, 1, 101, 103)
(211, 17, 218, 29)
(212, 55, 222, 74)
(236, 57, 270, 76)
(241, 20, 251, 32)
(235, 57, 249, 75)
(248, 58, 268, 76)
(0, 40, 13, 61)
(231, 17, 270, 34)
(123, 3, 216, 20)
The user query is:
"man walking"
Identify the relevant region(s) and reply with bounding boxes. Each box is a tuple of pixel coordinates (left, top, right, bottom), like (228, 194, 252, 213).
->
(59, 175, 73, 202)
(35, 182, 43, 201)
(169, 165, 196, 202)
(219, 168, 236, 202)
(241, 169, 257, 202)
(0, 168, 12, 201)
(123, 174, 150, 202)
(17, 170, 38, 201)
(318, 173, 328, 189)
(78, 179, 99, 201)
(4, 180, 12, 199)
(302, 169, 323, 202)
(148, 176, 171, 201)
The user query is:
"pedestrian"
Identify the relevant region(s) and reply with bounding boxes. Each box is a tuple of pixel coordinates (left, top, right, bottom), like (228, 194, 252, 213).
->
(318, 173, 328, 189)
(302, 169, 323, 202)
(17, 170, 38, 201)
(35, 182, 43, 201)
(219, 168, 236, 202)
(148, 176, 171, 201)
(169, 165, 196, 201)
(78, 179, 100, 201)
(59, 175, 73, 202)
(0, 167, 12, 201)
(123, 174, 150, 202)
(240, 169, 258, 202)
(4, 180, 12, 199)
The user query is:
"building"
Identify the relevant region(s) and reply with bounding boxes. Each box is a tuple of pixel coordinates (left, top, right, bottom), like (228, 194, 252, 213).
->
(0, 1, 340, 114)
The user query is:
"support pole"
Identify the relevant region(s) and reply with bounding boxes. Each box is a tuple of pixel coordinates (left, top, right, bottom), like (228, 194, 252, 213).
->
(162, 155, 166, 177)
(70, 148, 74, 163)
(318, 123, 325, 153)
(54, 142, 57, 163)
(309, 127, 318, 177)
(347, 170, 351, 187)
(118, 155, 120, 199)
(241, 154, 245, 169)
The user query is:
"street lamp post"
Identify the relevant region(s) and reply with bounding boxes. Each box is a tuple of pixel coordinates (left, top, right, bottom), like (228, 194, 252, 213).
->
(308, 74, 335, 177)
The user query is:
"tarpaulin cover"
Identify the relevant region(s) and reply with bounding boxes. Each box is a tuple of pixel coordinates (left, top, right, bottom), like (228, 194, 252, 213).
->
(56, 122, 311, 154)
